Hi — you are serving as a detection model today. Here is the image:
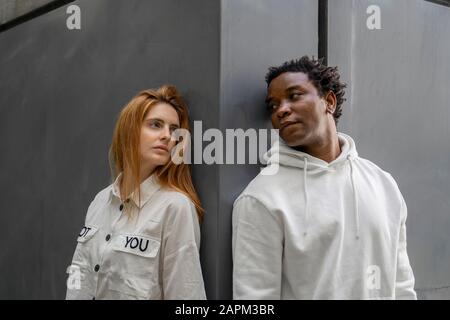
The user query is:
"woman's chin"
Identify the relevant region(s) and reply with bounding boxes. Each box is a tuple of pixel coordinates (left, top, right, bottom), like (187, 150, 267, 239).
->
(144, 154, 170, 167)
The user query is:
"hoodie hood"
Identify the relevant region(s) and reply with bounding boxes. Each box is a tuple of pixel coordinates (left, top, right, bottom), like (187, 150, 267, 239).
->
(264, 132, 359, 170)
(264, 132, 361, 239)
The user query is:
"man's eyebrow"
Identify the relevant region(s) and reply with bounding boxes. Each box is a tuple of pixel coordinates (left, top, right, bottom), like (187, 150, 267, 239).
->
(286, 85, 305, 91)
(265, 84, 307, 102)
(265, 96, 272, 104)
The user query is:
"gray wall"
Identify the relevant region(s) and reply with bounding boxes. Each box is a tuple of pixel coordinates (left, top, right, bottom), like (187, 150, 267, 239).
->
(0, 0, 220, 299)
(329, 0, 450, 299)
(1, 0, 449, 300)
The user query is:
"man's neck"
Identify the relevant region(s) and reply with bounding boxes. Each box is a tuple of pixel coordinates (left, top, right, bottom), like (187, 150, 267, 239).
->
(294, 132, 341, 164)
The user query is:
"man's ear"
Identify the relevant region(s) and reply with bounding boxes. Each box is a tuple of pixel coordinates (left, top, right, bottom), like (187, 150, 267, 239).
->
(325, 91, 337, 114)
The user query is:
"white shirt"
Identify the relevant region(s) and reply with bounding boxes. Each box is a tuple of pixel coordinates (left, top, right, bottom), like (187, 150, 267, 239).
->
(66, 173, 206, 300)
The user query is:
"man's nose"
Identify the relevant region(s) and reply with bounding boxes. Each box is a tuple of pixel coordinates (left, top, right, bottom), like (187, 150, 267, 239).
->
(276, 101, 291, 119)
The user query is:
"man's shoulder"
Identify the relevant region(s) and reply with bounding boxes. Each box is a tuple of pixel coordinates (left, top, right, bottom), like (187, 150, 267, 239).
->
(357, 156, 395, 178)
(233, 168, 288, 208)
(356, 156, 401, 192)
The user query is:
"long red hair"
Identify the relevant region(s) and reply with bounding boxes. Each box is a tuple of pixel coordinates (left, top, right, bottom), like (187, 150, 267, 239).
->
(109, 85, 204, 221)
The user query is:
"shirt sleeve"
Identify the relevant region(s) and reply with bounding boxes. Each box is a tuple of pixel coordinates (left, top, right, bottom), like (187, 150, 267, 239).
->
(395, 196, 417, 300)
(161, 195, 206, 300)
(65, 193, 102, 300)
(232, 195, 283, 299)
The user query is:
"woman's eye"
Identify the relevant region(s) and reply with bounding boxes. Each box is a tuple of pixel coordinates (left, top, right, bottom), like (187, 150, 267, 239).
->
(290, 93, 301, 99)
(149, 122, 161, 128)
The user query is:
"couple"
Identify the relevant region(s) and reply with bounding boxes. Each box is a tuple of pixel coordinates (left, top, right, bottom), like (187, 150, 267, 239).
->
(66, 56, 417, 300)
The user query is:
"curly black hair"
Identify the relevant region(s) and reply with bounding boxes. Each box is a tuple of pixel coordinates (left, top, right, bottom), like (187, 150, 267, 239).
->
(265, 55, 347, 125)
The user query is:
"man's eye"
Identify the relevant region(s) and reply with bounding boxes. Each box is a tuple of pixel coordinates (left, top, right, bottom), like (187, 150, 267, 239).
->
(290, 93, 301, 99)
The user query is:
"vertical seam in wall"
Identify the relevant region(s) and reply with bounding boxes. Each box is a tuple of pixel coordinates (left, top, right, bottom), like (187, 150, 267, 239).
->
(318, 0, 328, 64)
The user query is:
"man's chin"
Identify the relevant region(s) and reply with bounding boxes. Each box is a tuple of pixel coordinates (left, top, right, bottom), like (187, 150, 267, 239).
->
(281, 134, 307, 148)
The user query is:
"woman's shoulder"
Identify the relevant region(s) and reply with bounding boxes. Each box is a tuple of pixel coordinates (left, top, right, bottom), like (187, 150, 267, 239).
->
(82, 185, 114, 223)
(155, 189, 200, 235)
(90, 184, 114, 204)
(157, 188, 195, 210)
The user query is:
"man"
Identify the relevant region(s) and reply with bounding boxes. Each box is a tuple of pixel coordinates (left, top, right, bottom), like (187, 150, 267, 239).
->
(232, 56, 417, 299)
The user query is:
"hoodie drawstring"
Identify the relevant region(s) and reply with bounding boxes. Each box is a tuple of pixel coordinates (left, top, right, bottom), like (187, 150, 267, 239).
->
(302, 155, 360, 240)
(303, 157, 309, 236)
(348, 155, 360, 240)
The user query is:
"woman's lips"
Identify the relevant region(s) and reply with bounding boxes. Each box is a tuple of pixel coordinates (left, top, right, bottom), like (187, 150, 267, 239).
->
(153, 146, 169, 153)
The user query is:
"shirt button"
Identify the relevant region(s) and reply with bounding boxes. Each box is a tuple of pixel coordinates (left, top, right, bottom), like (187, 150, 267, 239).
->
(119, 204, 124, 211)
(105, 234, 111, 241)
(94, 264, 100, 272)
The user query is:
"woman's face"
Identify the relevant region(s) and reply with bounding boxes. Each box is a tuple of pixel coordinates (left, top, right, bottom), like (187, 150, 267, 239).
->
(140, 102, 180, 169)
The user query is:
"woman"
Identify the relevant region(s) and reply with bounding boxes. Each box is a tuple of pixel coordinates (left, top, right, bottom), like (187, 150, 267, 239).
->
(66, 85, 206, 300)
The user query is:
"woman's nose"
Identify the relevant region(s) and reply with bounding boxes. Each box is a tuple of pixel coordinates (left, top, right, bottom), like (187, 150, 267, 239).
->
(160, 126, 171, 140)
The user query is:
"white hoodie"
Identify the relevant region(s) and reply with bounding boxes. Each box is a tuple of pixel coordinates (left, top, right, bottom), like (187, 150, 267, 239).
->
(232, 132, 416, 300)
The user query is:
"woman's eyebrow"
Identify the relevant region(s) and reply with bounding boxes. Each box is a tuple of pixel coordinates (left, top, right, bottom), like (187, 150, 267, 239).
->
(146, 117, 179, 127)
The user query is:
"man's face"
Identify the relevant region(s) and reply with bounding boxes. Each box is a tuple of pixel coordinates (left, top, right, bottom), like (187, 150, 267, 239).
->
(266, 72, 329, 148)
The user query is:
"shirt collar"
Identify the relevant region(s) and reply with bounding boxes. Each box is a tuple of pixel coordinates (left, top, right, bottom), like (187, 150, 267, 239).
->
(110, 172, 161, 208)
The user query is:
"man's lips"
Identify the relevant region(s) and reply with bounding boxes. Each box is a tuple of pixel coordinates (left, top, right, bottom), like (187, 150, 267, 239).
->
(279, 121, 300, 131)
